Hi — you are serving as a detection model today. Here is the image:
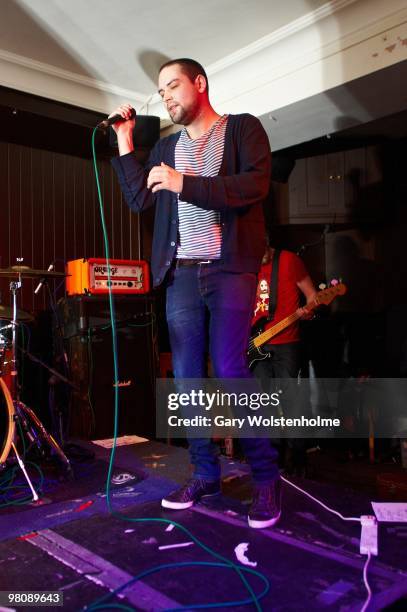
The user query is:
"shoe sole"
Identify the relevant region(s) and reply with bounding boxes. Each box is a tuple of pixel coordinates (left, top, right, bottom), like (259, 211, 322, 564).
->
(248, 511, 281, 529)
(161, 491, 221, 510)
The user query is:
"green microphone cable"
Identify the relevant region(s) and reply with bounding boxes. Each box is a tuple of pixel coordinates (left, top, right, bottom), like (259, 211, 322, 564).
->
(90, 127, 270, 611)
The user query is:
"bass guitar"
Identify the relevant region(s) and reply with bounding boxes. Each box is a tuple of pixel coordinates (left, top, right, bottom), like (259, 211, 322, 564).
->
(247, 282, 347, 368)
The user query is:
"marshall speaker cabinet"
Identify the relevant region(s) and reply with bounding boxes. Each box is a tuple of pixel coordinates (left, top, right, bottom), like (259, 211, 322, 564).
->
(57, 295, 157, 440)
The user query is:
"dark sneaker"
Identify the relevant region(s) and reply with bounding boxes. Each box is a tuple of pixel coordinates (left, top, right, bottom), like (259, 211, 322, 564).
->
(162, 478, 221, 510)
(248, 478, 282, 529)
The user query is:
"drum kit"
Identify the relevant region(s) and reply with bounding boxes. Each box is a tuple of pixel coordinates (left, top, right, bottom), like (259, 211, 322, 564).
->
(0, 265, 73, 502)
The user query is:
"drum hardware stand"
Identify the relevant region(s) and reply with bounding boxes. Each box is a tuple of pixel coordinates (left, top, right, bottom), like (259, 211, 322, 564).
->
(13, 399, 73, 476)
(5, 273, 74, 502)
(5, 276, 39, 501)
(9, 278, 20, 398)
(10, 442, 39, 502)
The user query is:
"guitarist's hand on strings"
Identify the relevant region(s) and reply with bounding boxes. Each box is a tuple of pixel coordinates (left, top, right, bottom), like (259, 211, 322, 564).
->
(296, 275, 318, 320)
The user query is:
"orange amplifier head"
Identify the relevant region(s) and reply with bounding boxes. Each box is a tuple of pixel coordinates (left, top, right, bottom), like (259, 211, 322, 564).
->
(66, 258, 150, 295)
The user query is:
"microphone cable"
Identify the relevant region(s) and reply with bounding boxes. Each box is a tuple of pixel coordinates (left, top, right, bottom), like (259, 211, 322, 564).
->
(89, 126, 270, 611)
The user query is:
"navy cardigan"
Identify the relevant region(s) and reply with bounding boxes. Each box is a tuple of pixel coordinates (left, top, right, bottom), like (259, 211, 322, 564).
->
(111, 113, 271, 287)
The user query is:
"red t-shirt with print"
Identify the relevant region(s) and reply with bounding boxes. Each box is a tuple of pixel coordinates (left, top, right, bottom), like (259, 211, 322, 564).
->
(252, 250, 308, 344)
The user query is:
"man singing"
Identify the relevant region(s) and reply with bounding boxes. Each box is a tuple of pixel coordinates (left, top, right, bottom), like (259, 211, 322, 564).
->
(110, 58, 280, 528)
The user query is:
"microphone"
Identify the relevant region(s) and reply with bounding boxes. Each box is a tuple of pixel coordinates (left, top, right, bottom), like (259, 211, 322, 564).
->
(96, 108, 136, 129)
(34, 263, 54, 294)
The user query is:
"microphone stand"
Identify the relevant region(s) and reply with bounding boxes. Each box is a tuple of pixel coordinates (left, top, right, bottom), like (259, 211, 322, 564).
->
(10, 275, 22, 400)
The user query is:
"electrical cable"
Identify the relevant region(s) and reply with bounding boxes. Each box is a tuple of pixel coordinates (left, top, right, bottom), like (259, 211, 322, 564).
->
(281, 475, 375, 610)
(280, 475, 361, 522)
(89, 127, 270, 611)
(0, 461, 44, 507)
(361, 552, 372, 612)
(87, 561, 269, 611)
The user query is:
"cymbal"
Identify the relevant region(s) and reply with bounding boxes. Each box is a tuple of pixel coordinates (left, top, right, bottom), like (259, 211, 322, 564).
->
(0, 266, 66, 278)
(0, 304, 34, 322)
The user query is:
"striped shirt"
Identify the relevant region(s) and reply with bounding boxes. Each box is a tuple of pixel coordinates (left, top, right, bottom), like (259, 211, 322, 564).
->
(175, 114, 229, 259)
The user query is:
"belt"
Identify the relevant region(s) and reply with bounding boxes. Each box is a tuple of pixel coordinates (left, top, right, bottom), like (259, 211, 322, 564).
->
(175, 258, 215, 267)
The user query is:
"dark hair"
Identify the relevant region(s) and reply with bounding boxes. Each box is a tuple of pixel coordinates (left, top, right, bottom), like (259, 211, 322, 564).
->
(159, 58, 209, 93)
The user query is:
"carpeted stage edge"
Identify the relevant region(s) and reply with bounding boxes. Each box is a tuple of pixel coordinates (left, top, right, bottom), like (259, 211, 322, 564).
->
(0, 439, 406, 610)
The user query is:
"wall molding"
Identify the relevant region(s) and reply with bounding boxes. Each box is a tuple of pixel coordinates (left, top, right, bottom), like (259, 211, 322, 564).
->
(1, 0, 407, 128)
(0, 48, 147, 102)
(149, 0, 407, 122)
(0, 47, 147, 114)
(214, 7, 407, 113)
(206, 0, 359, 76)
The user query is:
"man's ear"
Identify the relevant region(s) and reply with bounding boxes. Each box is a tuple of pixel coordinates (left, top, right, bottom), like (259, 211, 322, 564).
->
(196, 74, 207, 94)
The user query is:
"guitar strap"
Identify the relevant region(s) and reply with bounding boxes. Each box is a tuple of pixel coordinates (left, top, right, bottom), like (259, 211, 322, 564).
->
(267, 249, 281, 322)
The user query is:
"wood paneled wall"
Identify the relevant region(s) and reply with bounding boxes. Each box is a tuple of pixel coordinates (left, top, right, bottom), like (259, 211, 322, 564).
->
(0, 141, 142, 312)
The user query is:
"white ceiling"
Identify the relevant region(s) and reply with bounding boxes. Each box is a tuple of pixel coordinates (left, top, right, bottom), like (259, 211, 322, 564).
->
(2, 0, 407, 150)
(3, 0, 328, 95)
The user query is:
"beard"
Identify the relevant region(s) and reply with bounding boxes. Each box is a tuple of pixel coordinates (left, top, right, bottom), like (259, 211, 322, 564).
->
(169, 99, 199, 126)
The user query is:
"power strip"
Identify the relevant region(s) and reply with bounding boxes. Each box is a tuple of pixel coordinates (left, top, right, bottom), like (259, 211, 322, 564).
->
(360, 515, 378, 556)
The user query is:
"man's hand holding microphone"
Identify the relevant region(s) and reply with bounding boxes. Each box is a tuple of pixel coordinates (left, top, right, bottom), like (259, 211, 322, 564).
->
(107, 104, 183, 194)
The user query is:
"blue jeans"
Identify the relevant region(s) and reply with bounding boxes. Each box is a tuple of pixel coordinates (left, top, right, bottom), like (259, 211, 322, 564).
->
(166, 262, 279, 484)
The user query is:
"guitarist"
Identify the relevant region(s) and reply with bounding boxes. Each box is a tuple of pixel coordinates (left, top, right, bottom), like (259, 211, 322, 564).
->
(251, 245, 317, 471)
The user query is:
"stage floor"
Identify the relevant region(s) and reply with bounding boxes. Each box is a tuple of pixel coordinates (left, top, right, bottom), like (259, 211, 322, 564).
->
(1, 439, 406, 611)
